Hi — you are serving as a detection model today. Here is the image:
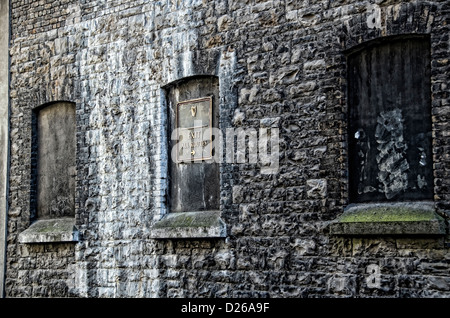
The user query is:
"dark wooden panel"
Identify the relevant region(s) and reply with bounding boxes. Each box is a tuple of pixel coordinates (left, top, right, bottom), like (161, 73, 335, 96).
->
(347, 36, 433, 203)
(167, 77, 220, 213)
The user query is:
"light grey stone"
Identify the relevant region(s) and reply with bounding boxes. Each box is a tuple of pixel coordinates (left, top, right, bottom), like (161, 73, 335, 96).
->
(18, 218, 79, 243)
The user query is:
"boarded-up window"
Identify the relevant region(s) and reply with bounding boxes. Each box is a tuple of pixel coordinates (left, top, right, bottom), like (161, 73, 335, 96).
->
(166, 77, 220, 213)
(347, 36, 433, 203)
(34, 102, 76, 219)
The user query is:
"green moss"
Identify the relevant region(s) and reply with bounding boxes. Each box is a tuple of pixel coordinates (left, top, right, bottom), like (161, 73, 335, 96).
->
(31, 219, 74, 233)
(339, 205, 443, 223)
(36, 225, 60, 233)
(150, 211, 227, 239)
(18, 218, 78, 243)
(169, 214, 194, 228)
(154, 211, 219, 228)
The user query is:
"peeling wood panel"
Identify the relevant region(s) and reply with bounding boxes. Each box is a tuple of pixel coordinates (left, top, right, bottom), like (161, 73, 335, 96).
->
(166, 77, 220, 213)
(347, 36, 433, 203)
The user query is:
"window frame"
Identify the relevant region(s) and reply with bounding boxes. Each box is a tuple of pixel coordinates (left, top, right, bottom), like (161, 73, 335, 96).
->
(346, 34, 434, 204)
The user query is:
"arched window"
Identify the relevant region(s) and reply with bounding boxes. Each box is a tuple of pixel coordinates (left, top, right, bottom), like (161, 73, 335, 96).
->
(150, 76, 226, 239)
(347, 35, 433, 203)
(166, 76, 220, 213)
(33, 101, 76, 219)
(19, 101, 78, 244)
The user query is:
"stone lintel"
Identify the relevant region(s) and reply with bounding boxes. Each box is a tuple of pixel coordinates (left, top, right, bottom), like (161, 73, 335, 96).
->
(330, 201, 446, 236)
(150, 210, 226, 239)
(18, 218, 79, 243)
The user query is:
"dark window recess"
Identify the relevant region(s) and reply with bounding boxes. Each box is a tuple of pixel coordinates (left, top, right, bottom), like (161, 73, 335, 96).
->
(31, 102, 76, 219)
(347, 36, 433, 203)
(166, 76, 220, 213)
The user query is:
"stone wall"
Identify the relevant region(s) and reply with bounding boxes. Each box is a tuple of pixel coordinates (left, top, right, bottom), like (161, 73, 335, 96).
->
(0, 0, 10, 298)
(4, 0, 450, 297)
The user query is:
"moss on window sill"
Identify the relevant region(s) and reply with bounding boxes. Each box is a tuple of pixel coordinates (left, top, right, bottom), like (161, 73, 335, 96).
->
(330, 201, 446, 236)
(18, 218, 79, 243)
(150, 210, 226, 239)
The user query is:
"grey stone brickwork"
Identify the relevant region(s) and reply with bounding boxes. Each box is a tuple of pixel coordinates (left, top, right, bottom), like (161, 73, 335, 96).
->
(0, 0, 9, 298)
(3, 0, 450, 298)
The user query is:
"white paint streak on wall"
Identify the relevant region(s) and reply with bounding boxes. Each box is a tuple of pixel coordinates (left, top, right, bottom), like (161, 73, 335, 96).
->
(375, 108, 409, 199)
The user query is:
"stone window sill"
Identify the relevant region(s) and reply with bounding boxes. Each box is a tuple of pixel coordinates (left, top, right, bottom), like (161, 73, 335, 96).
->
(18, 218, 79, 243)
(150, 210, 226, 239)
(329, 201, 446, 236)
